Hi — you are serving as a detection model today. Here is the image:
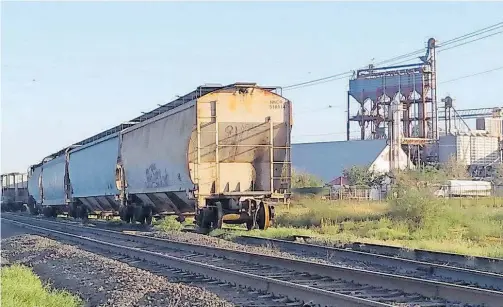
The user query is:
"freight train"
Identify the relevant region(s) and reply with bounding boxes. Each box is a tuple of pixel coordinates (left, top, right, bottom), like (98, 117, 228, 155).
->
(1, 173, 30, 212)
(20, 83, 292, 233)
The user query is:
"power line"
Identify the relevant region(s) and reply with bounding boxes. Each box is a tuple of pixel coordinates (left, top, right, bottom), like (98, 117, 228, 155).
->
(283, 71, 353, 90)
(293, 105, 343, 114)
(386, 30, 502, 66)
(438, 30, 503, 53)
(438, 22, 503, 46)
(284, 74, 351, 91)
(374, 48, 425, 67)
(292, 131, 359, 138)
(439, 66, 503, 84)
(282, 21, 503, 91)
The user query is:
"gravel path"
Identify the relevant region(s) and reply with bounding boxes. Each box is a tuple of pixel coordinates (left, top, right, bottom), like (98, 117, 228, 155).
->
(2, 234, 234, 307)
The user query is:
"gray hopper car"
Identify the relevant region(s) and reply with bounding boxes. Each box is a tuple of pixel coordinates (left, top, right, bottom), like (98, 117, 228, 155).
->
(1, 172, 30, 212)
(26, 83, 292, 233)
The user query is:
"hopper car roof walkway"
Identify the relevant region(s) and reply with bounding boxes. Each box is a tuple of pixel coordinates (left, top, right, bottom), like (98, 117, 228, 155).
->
(32, 83, 283, 167)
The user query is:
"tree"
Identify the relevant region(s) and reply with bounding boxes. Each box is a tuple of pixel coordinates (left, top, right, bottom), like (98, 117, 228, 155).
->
(441, 155, 469, 179)
(342, 165, 386, 187)
(291, 169, 323, 188)
(492, 163, 503, 186)
(394, 166, 446, 187)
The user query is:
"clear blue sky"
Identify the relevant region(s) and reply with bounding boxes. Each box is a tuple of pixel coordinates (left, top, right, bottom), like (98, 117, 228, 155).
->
(2, 1, 502, 173)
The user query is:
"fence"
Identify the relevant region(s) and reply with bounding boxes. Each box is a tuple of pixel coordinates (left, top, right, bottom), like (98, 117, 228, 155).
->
(291, 184, 503, 205)
(291, 185, 389, 201)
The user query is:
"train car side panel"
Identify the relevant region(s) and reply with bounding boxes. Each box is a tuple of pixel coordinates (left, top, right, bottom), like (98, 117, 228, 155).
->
(69, 135, 120, 197)
(68, 134, 120, 213)
(41, 155, 67, 206)
(120, 101, 196, 214)
(121, 102, 196, 194)
(28, 166, 43, 204)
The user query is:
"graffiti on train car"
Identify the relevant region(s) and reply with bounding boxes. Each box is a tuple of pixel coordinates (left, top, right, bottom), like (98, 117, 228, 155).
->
(145, 163, 170, 188)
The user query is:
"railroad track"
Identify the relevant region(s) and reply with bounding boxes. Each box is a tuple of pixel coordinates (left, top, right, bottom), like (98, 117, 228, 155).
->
(237, 235, 503, 274)
(69, 216, 503, 290)
(3, 214, 503, 307)
(233, 236, 503, 291)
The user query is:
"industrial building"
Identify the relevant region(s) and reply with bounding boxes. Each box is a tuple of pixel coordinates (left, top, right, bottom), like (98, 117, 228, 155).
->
(291, 139, 413, 184)
(343, 35, 502, 178)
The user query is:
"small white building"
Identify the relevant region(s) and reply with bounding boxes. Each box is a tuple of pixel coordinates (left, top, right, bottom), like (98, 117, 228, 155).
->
(291, 139, 413, 184)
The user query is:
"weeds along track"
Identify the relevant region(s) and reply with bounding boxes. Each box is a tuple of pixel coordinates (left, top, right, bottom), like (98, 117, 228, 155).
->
(234, 236, 503, 291)
(3, 214, 503, 307)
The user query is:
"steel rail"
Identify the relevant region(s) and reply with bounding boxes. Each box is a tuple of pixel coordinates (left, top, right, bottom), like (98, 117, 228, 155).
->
(1, 217, 393, 307)
(233, 236, 503, 290)
(4, 214, 503, 306)
(237, 235, 503, 274)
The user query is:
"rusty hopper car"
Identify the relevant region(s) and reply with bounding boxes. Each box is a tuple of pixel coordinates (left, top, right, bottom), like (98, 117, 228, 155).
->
(1, 172, 30, 211)
(118, 83, 292, 232)
(25, 83, 292, 232)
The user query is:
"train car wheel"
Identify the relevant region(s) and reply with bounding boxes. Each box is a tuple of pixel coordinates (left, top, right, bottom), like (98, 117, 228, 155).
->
(215, 202, 224, 229)
(146, 214, 153, 225)
(256, 203, 271, 230)
(142, 207, 153, 225)
(246, 220, 254, 231)
(27, 204, 38, 215)
(119, 206, 127, 222)
(80, 206, 89, 222)
(69, 204, 78, 219)
(125, 206, 135, 223)
(133, 206, 145, 224)
(195, 208, 212, 234)
(43, 207, 51, 218)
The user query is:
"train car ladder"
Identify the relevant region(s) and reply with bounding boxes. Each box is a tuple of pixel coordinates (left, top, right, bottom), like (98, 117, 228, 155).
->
(194, 100, 218, 207)
(269, 118, 292, 199)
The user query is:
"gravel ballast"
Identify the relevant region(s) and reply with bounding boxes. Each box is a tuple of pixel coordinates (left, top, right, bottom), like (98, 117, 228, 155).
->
(142, 229, 334, 265)
(1, 234, 233, 307)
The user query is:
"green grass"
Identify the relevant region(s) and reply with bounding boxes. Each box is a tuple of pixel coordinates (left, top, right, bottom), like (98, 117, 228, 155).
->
(1, 264, 82, 307)
(245, 197, 503, 258)
(152, 195, 503, 258)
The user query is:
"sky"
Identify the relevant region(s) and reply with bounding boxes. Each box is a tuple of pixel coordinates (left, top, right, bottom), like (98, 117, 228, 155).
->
(1, 1, 502, 173)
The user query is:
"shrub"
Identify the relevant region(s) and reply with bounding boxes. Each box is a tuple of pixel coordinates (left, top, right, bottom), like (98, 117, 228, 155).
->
(387, 185, 442, 229)
(291, 169, 323, 188)
(154, 215, 184, 232)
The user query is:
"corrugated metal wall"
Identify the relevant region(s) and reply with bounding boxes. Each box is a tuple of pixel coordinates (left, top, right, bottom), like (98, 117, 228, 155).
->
(439, 134, 500, 165)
